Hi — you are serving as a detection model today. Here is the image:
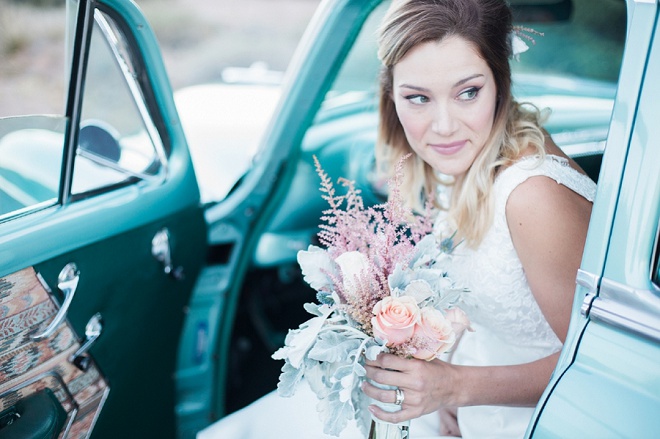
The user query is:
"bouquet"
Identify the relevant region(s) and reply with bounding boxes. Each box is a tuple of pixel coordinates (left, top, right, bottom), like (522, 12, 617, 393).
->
(272, 156, 471, 437)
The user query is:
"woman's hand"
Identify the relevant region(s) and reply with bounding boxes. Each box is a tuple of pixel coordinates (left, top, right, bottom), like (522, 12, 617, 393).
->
(362, 353, 460, 424)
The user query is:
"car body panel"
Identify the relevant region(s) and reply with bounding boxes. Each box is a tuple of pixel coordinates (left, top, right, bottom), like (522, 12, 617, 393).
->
(529, 0, 660, 437)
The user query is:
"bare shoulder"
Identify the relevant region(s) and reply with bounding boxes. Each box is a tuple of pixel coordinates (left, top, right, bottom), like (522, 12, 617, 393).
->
(505, 174, 592, 231)
(505, 175, 593, 342)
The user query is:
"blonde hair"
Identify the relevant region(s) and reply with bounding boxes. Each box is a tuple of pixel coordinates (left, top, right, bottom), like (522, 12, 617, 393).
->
(375, 0, 546, 247)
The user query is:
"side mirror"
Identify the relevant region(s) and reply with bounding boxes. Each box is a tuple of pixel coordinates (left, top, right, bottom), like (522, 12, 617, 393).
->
(78, 121, 121, 164)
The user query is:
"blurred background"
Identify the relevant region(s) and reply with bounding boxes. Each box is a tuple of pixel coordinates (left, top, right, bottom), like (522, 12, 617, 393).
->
(0, 0, 321, 115)
(1, 0, 626, 117)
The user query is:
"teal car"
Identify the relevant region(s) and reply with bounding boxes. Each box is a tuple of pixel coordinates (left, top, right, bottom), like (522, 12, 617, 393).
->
(0, 0, 657, 438)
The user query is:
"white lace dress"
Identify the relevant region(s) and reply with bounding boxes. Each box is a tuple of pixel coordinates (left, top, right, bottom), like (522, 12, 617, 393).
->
(444, 155, 596, 438)
(197, 155, 596, 439)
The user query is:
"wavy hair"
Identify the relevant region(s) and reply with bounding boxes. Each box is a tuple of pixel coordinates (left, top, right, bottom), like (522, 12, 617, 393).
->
(375, 0, 546, 247)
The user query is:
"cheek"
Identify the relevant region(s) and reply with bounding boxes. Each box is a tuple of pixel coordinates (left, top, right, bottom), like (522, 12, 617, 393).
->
(396, 104, 427, 145)
(471, 95, 497, 139)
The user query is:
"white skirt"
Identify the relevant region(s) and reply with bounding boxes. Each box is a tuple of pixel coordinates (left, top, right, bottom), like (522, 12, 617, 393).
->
(197, 379, 446, 439)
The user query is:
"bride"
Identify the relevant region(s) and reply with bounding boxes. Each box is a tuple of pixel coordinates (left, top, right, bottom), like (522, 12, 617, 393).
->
(198, 0, 596, 437)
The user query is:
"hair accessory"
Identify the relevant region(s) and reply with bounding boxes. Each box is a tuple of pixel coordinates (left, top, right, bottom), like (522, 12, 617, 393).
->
(510, 26, 544, 61)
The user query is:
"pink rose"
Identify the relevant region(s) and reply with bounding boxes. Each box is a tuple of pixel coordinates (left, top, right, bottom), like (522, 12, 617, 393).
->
(444, 307, 473, 336)
(411, 308, 456, 360)
(371, 296, 420, 346)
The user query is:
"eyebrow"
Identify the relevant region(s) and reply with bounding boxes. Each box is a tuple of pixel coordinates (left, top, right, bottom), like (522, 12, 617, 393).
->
(398, 73, 485, 91)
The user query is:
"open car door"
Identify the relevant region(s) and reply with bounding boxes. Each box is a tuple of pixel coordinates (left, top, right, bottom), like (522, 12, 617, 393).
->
(0, 1, 206, 437)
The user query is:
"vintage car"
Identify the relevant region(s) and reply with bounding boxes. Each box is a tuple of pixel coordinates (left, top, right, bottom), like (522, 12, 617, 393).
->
(0, 0, 657, 438)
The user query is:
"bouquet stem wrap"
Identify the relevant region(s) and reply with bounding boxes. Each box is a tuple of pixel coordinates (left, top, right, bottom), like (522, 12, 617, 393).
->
(368, 381, 410, 439)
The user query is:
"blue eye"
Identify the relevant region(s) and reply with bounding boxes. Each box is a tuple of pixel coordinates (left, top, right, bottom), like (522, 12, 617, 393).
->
(405, 94, 429, 104)
(458, 87, 480, 101)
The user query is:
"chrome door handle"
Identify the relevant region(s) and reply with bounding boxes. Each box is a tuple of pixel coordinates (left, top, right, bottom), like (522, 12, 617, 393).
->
(32, 263, 80, 341)
(69, 313, 103, 371)
(152, 228, 184, 280)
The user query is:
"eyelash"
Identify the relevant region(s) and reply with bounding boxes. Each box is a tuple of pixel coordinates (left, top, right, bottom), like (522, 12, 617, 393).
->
(404, 94, 429, 105)
(403, 86, 482, 105)
(458, 86, 481, 101)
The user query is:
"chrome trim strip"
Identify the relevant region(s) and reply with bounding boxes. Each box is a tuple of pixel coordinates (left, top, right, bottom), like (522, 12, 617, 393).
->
(590, 297, 660, 343)
(93, 11, 168, 181)
(590, 278, 660, 343)
(560, 140, 606, 158)
(576, 269, 600, 294)
(580, 293, 597, 317)
(0, 199, 58, 223)
(82, 386, 111, 439)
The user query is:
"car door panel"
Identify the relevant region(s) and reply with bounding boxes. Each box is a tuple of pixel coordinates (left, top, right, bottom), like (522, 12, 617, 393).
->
(0, 0, 207, 438)
(32, 208, 206, 438)
(529, 1, 660, 436)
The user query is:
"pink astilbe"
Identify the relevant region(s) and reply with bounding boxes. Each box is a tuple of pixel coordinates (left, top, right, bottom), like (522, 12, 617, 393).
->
(312, 155, 434, 328)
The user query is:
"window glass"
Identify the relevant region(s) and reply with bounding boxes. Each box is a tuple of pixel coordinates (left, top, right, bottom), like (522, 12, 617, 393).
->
(0, 0, 76, 219)
(510, 0, 626, 84)
(140, 0, 320, 204)
(72, 10, 166, 196)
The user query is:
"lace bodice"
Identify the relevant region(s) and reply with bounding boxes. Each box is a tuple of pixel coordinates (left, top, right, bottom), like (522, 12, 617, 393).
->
(438, 155, 597, 362)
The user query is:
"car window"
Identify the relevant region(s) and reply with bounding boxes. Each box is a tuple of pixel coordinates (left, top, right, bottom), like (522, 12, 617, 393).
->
(510, 0, 626, 84)
(0, 0, 76, 220)
(0, 1, 169, 218)
(139, 0, 320, 205)
(72, 9, 167, 196)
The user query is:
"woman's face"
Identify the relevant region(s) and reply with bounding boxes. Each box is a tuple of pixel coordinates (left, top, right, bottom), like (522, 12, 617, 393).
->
(392, 36, 498, 179)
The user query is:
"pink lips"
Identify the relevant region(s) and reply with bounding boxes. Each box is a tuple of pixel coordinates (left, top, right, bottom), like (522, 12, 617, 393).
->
(429, 140, 467, 156)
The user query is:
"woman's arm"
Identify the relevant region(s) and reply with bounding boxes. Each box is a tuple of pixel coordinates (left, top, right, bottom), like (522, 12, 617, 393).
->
(507, 173, 592, 342)
(363, 172, 592, 423)
(363, 351, 560, 423)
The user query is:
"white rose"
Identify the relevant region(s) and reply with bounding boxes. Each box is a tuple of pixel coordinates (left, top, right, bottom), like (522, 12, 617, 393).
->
(335, 251, 370, 300)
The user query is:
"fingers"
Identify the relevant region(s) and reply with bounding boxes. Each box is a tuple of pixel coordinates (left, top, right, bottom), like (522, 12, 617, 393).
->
(361, 380, 400, 405)
(365, 352, 408, 371)
(367, 402, 414, 425)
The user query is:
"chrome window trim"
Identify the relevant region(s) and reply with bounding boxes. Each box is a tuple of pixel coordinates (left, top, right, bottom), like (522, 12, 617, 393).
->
(652, 219, 660, 287)
(559, 140, 606, 158)
(592, 277, 660, 343)
(93, 10, 168, 181)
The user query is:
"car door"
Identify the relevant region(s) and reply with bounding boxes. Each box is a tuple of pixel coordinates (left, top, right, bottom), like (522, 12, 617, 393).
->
(528, 0, 660, 436)
(0, 1, 206, 438)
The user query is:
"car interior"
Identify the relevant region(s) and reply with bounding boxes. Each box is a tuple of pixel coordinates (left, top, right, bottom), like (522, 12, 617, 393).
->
(221, 0, 626, 415)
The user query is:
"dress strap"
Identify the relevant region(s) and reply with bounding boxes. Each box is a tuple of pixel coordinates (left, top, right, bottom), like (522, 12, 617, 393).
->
(494, 155, 597, 210)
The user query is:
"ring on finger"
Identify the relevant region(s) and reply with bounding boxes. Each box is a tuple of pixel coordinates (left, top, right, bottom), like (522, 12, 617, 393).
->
(394, 388, 404, 406)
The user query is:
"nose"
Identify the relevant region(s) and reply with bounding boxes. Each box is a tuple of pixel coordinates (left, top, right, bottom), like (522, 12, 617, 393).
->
(431, 103, 457, 136)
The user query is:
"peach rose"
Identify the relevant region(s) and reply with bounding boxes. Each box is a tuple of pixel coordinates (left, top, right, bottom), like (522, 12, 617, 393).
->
(412, 308, 456, 360)
(444, 307, 473, 336)
(371, 296, 420, 346)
